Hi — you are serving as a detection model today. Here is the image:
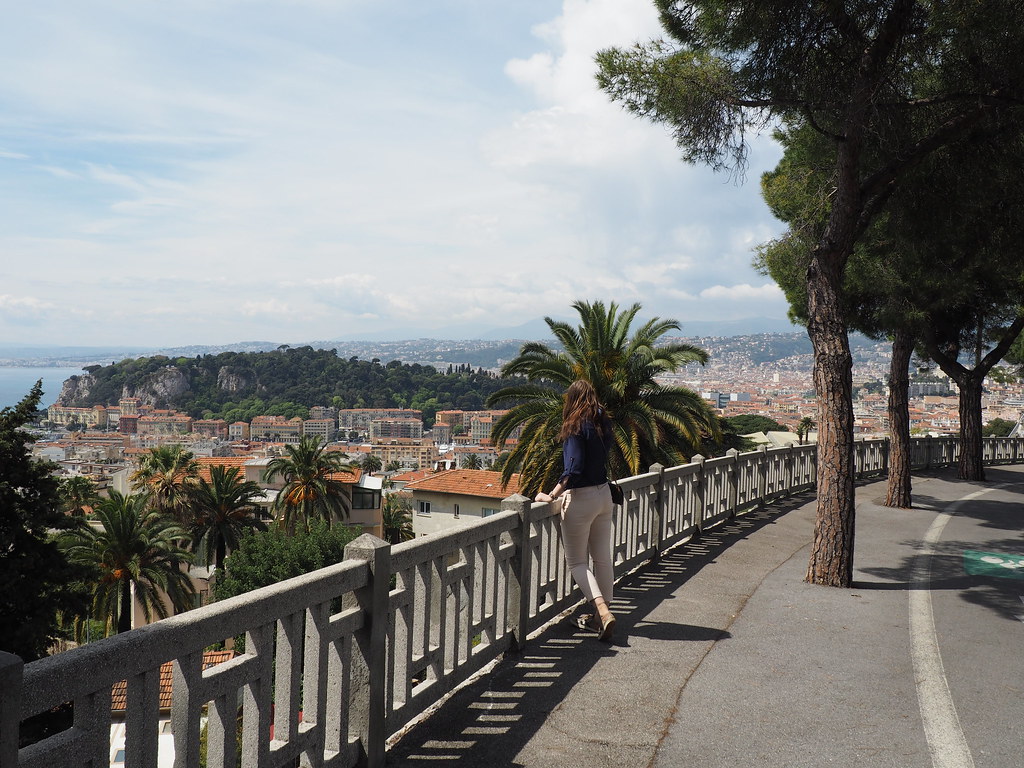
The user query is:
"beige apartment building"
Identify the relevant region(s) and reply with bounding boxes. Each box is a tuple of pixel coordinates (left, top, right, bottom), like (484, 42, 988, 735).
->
(338, 408, 423, 436)
(193, 419, 229, 439)
(138, 413, 193, 436)
(47, 404, 111, 429)
(302, 418, 337, 442)
(229, 421, 250, 440)
(434, 410, 514, 445)
(250, 415, 303, 442)
(370, 417, 423, 440)
(370, 438, 439, 470)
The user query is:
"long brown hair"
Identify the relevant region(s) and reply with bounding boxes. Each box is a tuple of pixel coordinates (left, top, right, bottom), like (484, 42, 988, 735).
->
(558, 380, 602, 441)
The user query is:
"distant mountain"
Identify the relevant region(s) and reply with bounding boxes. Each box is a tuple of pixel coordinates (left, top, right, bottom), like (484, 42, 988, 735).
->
(0, 317, 798, 367)
(437, 315, 797, 341)
(675, 317, 800, 337)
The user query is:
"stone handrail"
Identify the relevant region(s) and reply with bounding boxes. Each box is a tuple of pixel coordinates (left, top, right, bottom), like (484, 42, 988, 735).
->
(5, 436, 1024, 767)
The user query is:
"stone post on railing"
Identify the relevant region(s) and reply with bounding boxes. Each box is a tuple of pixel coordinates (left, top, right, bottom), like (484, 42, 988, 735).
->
(691, 454, 706, 531)
(649, 463, 665, 558)
(0, 652, 22, 768)
(726, 449, 739, 516)
(756, 445, 768, 508)
(503, 493, 534, 652)
(784, 446, 795, 497)
(344, 533, 392, 768)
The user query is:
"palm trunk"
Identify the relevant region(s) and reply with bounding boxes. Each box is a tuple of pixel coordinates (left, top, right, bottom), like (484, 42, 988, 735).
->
(805, 252, 856, 587)
(215, 536, 227, 572)
(957, 374, 985, 481)
(885, 329, 913, 507)
(117, 580, 133, 634)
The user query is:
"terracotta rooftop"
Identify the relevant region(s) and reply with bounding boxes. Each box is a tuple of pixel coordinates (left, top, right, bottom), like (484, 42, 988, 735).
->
(111, 650, 234, 712)
(404, 469, 520, 499)
(327, 468, 362, 484)
(194, 456, 250, 481)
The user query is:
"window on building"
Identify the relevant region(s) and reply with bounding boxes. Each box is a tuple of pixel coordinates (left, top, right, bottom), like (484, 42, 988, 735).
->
(352, 488, 381, 510)
(417, 501, 431, 516)
(453, 503, 460, 518)
(482, 507, 500, 517)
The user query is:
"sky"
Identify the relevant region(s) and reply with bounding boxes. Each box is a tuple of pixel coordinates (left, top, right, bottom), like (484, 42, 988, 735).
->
(0, 0, 791, 348)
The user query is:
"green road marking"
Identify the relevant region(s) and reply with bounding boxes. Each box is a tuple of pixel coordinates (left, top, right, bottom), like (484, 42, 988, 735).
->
(963, 550, 1024, 580)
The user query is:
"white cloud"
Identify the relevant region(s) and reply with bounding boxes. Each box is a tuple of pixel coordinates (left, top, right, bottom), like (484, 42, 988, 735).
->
(36, 165, 81, 180)
(0, 294, 55, 324)
(240, 299, 298, 318)
(700, 283, 785, 301)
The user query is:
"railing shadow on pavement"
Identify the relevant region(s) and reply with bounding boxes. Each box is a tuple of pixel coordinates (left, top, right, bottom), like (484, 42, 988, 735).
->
(384, 502, 813, 767)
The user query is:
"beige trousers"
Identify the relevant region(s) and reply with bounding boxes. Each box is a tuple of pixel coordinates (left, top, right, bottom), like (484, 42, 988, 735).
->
(560, 483, 614, 603)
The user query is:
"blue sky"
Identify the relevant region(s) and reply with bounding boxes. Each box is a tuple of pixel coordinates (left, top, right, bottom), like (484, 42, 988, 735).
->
(0, 0, 791, 347)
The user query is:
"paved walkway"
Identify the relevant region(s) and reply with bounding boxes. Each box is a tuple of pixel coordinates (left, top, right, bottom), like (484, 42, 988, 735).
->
(386, 466, 1024, 768)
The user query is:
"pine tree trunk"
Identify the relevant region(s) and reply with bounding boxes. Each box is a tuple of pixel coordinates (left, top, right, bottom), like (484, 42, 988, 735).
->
(885, 329, 913, 507)
(805, 254, 856, 587)
(957, 375, 985, 481)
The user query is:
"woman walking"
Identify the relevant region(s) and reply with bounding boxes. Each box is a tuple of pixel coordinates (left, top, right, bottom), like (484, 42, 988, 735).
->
(535, 380, 617, 641)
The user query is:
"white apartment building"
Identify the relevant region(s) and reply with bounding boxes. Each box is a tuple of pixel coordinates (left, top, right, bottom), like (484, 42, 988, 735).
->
(405, 469, 521, 537)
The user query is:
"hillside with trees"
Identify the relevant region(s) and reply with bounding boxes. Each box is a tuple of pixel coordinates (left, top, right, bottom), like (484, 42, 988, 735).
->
(57, 346, 514, 426)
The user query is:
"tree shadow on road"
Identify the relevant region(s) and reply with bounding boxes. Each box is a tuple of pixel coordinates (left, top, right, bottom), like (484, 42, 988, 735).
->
(858, 479, 1024, 622)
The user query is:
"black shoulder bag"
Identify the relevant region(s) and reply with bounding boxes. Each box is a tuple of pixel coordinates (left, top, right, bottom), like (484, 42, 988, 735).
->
(597, 424, 624, 505)
(609, 478, 624, 506)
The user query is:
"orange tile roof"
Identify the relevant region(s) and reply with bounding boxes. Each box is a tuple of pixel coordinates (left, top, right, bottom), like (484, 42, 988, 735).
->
(404, 469, 520, 499)
(327, 468, 362, 484)
(111, 650, 234, 712)
(194, 456, 250, 481)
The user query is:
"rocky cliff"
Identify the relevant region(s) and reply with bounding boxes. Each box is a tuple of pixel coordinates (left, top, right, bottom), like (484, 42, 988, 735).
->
(124, 365, 192, 407)
(57, 374, 98, 406)
(216, 366, 254, 394)
(58, 365, 192, 408)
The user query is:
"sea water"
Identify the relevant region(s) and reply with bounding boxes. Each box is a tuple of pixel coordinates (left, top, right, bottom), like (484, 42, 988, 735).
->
(0, 367, 82, 410)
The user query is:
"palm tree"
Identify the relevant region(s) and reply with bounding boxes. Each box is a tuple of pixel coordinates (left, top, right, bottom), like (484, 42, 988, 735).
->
(59, 491, 195, 634)
(59, 475, 99, 516)
(384, 460, 403, 473)
(381, 493, 414, 545)
(188, 466, 267, 571)
(797, 416, 817, 445)
(461, 453, 483, 470)
(488, 300, 719, 495)
(263, 436, 357, 534)
(360, 453, 383, 474)
(131, 445, 201, 523)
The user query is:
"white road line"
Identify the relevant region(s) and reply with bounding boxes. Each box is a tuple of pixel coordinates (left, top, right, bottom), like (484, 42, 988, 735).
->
(910, 488, 996, 768)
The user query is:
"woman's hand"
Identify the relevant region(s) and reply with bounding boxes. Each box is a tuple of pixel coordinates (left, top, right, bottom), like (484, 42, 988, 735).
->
(535, 491, 553, 503)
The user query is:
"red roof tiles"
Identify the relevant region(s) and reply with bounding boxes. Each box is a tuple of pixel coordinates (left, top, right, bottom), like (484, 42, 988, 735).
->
(111, 650, 235, 712)
(404, 469, 520, 499)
